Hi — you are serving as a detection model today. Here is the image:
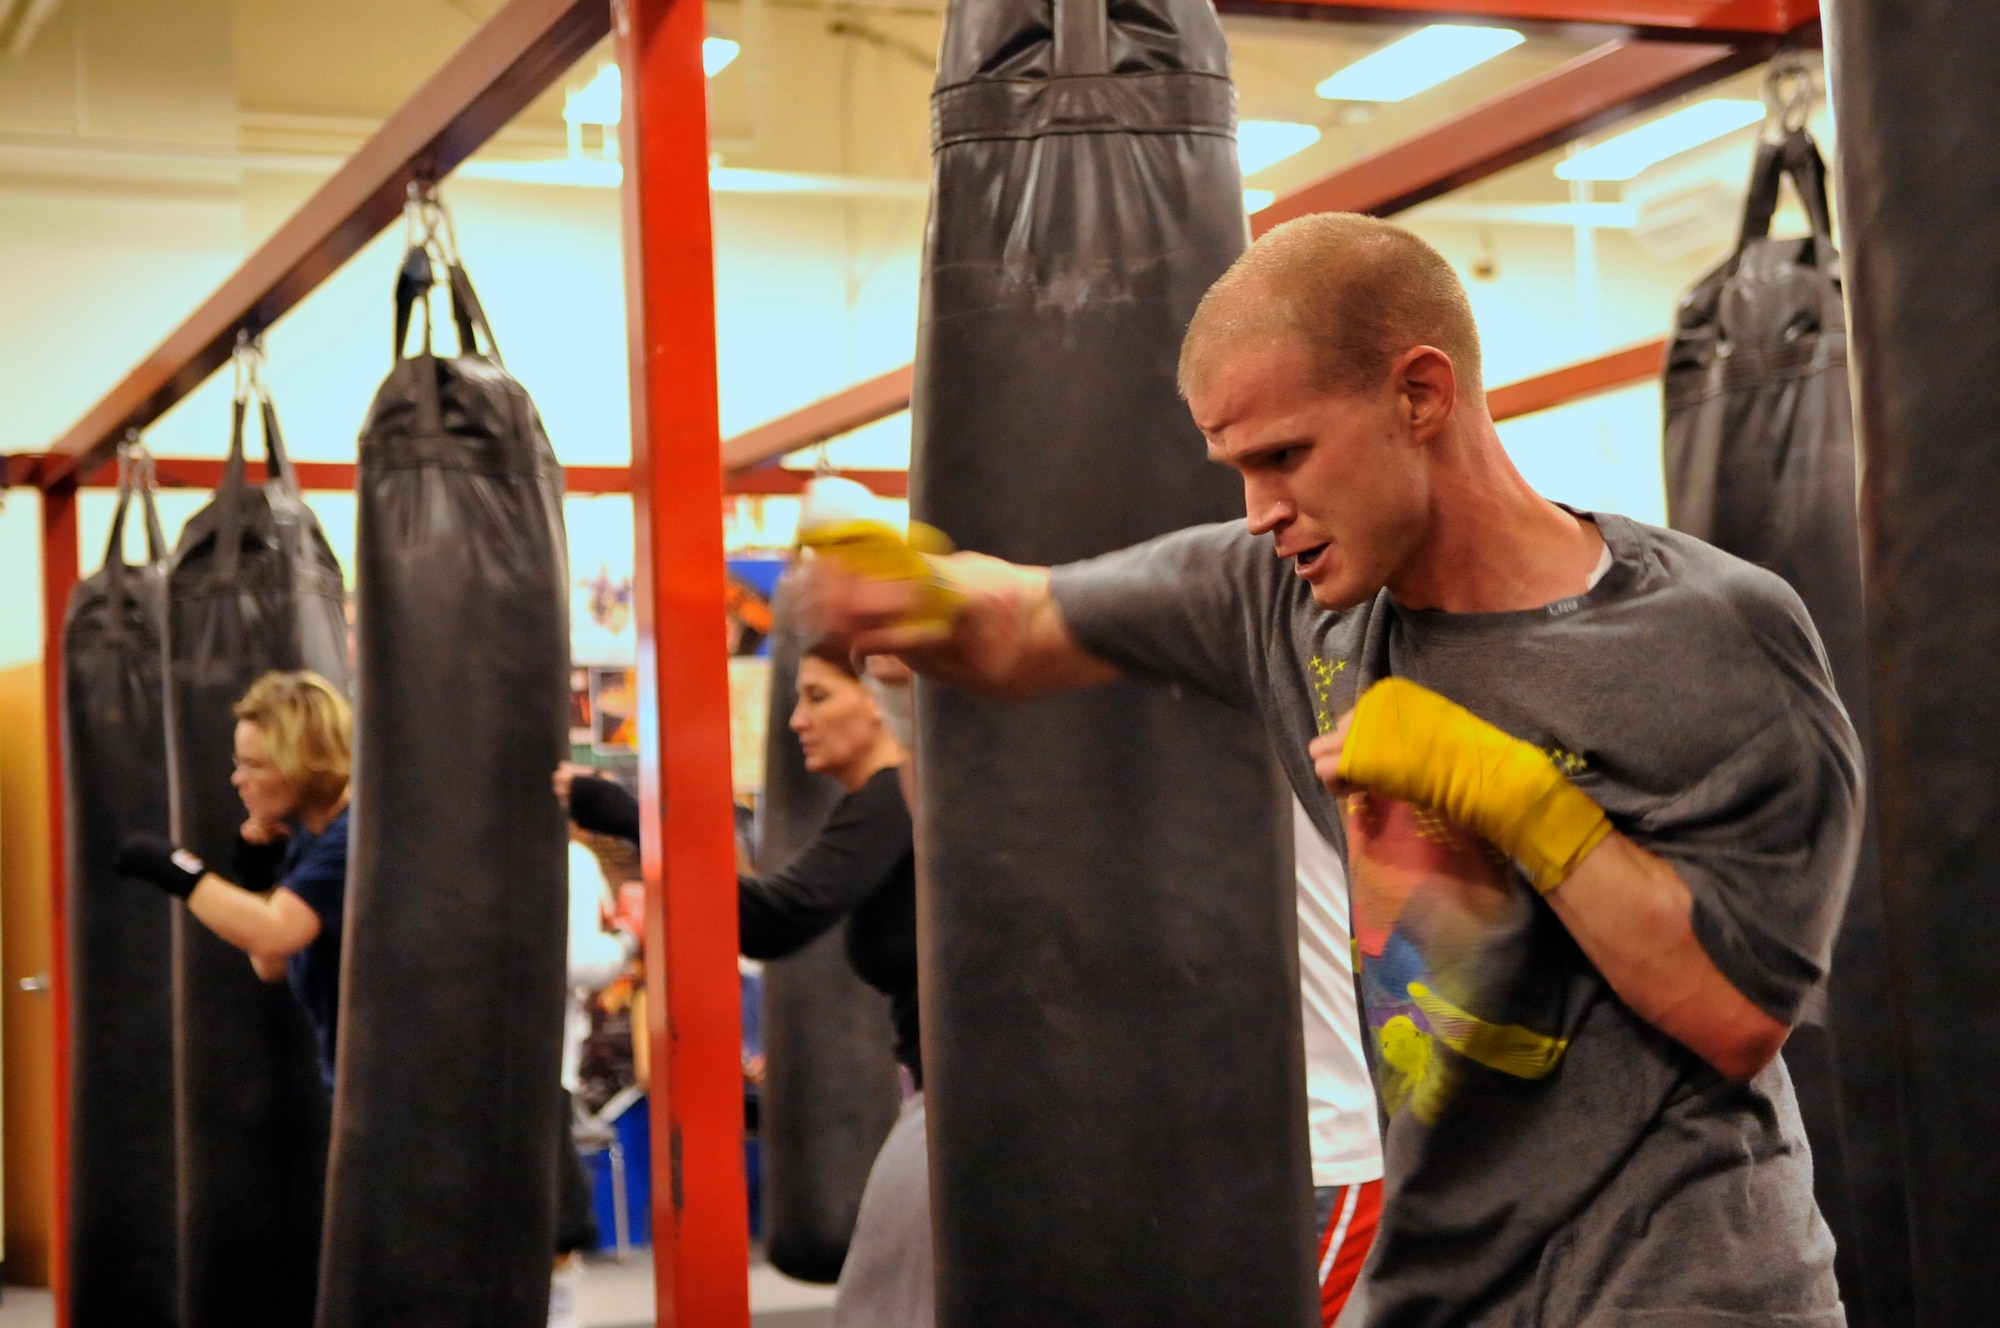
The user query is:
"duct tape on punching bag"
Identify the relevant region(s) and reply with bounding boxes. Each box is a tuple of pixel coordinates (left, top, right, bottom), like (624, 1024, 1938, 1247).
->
(64, 453, 177, 1328)
(317, 225, 570, 1327)
(758, 571, 903, 1283)
(911, 2, 1315, 1323)
(166, 384, 347, 1328)
(1664, 128, 1912, 1328)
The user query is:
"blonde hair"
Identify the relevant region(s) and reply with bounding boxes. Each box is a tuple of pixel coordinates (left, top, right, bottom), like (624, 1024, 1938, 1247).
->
(1179, 212, 1483, 400)
(235, 670, 351, 811)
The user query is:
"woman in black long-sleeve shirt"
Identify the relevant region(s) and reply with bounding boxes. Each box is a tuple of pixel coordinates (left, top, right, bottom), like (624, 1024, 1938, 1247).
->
(557, 642, 930, 1325)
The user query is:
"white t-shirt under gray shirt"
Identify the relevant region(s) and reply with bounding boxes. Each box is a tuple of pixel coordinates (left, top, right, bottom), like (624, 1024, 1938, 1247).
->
(1293, 799, 1383, 1192)
(1051, 512, 1861, 1327)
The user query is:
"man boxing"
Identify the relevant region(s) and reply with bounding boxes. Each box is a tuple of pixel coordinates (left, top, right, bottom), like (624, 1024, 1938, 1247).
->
(805, 213, 1860, 1325)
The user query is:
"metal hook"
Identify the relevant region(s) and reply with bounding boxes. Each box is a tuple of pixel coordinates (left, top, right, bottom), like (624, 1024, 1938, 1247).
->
(1763, 52, 1815, 140)
(813, 442, 834, 478)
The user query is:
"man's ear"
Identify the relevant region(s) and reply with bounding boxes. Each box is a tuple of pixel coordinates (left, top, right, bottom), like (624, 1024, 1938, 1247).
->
(1394, 346, 1458, 436)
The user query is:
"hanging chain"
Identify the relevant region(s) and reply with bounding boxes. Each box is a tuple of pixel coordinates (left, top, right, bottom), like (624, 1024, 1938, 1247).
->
(813, 441, 835, 478)
(404, 177, 461, 267)
(1763, 52, 1815, 140)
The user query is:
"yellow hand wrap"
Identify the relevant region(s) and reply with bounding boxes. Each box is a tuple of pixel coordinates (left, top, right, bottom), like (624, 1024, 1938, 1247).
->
(796, 477, 966, 633)
(1336, 678, 1610, 893)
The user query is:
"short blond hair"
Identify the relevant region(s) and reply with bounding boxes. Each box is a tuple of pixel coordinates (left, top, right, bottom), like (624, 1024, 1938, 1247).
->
(1179, 212, 1483, 400)
(235, 671, 351, 811)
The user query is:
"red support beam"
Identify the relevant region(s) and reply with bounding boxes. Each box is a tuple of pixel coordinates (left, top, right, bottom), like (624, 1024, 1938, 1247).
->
(28, 0, 611, 492)
(1251, 38, 1764, 233)
(5, 456, 907, 498)
(1487, 338, 1666, 419)
(718, 363, 914, 476)
(616, 2, 750, 1327)
(1215, 0, 1815, 39)
(39, 481, 78, 1328)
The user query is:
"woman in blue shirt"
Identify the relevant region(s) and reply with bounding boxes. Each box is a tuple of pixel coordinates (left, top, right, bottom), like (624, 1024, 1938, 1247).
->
(118, 670, 351, 1088)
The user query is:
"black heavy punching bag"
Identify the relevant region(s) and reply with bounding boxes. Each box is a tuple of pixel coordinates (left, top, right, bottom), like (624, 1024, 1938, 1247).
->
(757, 572, 902, 1283)
(166, 388, 347, 1328)
(1825, 5, 2000, 1321)
(910, 2, 1315, 1324)
(1662, 129, 1911, 1328)
(63, 457, 177, 1328)
(317, 235, 570, 1327)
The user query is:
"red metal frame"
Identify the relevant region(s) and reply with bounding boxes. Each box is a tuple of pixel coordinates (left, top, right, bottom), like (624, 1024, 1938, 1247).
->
(28, 0, 611, 492)
(719, 364, 915, 475)
(616, 1, 751, 1324)
(1488, 338, 1666, 419)
(39, 482, 77, 1322)
(8, 457, 906, 498)
(1215, 0, 1816, 39)
(711, 34, 1759, 471)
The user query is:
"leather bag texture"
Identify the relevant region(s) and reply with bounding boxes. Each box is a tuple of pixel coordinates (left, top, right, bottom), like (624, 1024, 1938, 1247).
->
(165, 392, 346, 1328)
(63, 468, 178, 1328)
(756, 572, 903, 1284)
(315, 247, 571, 1327)
(1823, 3, 2000, 1314)
(1663, 130, 1910, 1328)
(910, 2, 1315, 1323)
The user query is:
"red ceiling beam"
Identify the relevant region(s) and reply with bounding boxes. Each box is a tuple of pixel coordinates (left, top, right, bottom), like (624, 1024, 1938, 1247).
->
(1215, 0, 1815, 40)
(1488, 338, 1665, 419)
(1251, 37, 1765, 231)
(717, 363, 915, 476)
(27, 0, 611, 492)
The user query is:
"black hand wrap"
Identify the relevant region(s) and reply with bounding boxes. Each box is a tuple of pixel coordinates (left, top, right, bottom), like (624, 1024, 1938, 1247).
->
(568, 774, 641, 844)
(115, 834, 207, 900)
(231, 834, 289, 894)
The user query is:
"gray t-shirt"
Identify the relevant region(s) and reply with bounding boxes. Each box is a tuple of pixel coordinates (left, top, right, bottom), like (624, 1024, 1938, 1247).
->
(1050, 512, 1860, 1327)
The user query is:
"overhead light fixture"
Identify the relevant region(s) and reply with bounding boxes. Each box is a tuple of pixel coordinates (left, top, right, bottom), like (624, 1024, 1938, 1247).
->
(1237, 121, 1321, 177)
(1554, 99, 1764, 181)
(562, 41, 740, 128)
(704, 37, 741, 77)
(1316, 25, 1524, 103)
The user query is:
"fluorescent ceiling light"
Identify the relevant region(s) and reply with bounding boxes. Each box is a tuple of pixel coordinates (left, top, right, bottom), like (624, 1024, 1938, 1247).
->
(1316, 25, 1524, 103)
(1555, 99, 1764, 181)
(704, 37, 741, 77)
(1244, 188, 1275, 214)
(563, 41, 739, 127)
(1237, 120, 1321, 177)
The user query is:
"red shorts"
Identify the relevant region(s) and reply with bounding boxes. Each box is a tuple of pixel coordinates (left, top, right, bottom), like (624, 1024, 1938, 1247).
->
(1314, 1178, 1383, 1326)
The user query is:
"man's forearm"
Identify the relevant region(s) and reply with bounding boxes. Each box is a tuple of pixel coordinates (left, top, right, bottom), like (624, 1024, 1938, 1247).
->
(899, 557, 1119, 697)
(1545, 833, 1788, 1080)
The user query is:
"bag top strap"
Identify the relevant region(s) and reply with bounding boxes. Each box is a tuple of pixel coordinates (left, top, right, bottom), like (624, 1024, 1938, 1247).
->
(446, 262, 503, 367)
(1738, 129, 1834, 250)
(100, 441, 165, 636)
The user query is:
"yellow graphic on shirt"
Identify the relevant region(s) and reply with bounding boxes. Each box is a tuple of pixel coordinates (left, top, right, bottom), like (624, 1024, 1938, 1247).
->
(1409, 983, 1569, 1079)
(1374, 987, 1569, 1126)
(1309, 655, 1347, 735)
(1378, 1015, 1454, 1123)
(1545, 746, 1588, 777)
